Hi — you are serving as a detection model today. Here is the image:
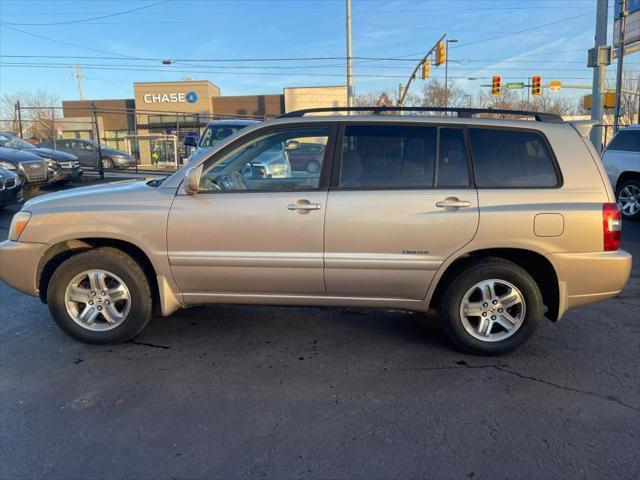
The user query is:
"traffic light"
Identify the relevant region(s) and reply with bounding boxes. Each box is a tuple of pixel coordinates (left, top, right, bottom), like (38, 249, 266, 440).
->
(491, 75, 501, 96)
(435, 42, 446, 66)
(421, 60, 431, 79)
(532, 75, 542, 96)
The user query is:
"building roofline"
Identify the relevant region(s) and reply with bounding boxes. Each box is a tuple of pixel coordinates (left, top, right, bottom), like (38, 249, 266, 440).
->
(133, 80, 218, 87)
(283, 85, 347, 90)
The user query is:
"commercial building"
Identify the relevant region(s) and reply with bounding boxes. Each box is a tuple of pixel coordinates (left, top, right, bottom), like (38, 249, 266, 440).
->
(60, 81, 347, 167)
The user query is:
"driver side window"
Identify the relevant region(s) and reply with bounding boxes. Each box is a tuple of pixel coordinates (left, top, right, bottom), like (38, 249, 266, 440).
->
(199, 126, 330, 192)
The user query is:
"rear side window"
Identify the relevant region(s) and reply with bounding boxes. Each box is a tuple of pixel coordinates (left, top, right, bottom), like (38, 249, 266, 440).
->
(339, 125, 436, 188)
(607, 130, 640, 152)
(469, 128, 559, 188)
(437, 128, 470, 187)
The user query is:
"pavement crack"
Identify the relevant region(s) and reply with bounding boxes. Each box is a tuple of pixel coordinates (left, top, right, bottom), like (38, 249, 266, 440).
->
(126, 339, 171, 350)
(397, 362, 640, 412)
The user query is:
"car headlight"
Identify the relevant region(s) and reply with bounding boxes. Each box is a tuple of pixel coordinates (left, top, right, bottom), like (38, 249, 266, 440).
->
(42, 157, 59, 168)
(9, 211, 31, 241)
(0, 160, 17, 170)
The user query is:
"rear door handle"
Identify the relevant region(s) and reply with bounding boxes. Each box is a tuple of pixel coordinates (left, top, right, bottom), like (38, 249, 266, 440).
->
(435, 199, 472, 208)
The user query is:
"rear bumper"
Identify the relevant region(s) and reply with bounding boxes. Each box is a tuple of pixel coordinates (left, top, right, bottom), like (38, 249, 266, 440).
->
(549, 249, 632, 319)
(0, 240, 48, 297)
(112, 157, 135, 168)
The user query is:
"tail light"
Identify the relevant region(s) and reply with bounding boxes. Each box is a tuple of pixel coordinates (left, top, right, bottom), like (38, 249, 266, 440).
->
(603, 203, 622, 251)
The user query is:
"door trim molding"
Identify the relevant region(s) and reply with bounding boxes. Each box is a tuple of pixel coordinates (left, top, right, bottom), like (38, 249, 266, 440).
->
(169, 251, 323, 268)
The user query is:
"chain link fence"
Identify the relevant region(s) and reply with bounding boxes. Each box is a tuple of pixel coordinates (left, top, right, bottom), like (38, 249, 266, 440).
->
(1, 103, 266, 176)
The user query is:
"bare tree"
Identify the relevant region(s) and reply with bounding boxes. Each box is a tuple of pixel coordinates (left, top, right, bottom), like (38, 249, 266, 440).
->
(354, 90, 396, 107)
(616, 70, 640, 125)
(0, 90, 60, 140)
(418, 79, 468, 108)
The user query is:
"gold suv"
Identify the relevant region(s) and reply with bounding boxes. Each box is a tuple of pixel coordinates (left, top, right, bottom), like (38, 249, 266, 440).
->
(0, 107, 632, 355)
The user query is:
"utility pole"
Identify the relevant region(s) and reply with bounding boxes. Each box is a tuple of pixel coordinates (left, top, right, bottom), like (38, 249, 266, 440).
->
(346, 0, 354, 109)
(71, 65, 84, 100)
(590, 0, 608, 151)
(614, 0, 627, 133)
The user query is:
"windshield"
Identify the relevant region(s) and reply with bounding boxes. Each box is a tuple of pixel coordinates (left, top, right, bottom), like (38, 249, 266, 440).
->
(2, 137, 35, 149)
(199, 124, 247, 148)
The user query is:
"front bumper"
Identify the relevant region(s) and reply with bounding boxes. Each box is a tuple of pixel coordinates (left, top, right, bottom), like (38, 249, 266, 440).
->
(550, 249, 633, 319)
(46, 168, 82, 184)
(0, 183, 23, 206)
(0, 240, 49, 297)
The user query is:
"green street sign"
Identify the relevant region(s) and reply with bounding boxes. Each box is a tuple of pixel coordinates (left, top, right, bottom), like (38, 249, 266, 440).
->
(505, 82, 525, 90)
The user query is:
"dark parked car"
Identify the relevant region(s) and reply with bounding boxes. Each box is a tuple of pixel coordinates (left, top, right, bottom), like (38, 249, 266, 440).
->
(0, 133, 81, 185)
(0, 167, 23, 208)
(39, 139, 135, 170)
(0, 147, 47, 188)
(287, 142, 325, 173)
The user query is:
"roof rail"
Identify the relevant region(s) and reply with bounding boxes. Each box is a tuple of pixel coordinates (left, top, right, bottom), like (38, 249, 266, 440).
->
(276, 106, 564, 123)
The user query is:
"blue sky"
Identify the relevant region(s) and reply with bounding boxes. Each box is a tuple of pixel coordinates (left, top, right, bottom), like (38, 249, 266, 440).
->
(0, 0, 637, 103)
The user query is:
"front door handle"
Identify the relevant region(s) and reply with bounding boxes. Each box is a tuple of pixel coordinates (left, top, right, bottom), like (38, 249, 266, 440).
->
(435, 198, 472, 209)
(287, 201, 322, 212)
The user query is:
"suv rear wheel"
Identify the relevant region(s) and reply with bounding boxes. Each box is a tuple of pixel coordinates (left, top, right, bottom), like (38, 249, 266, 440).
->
(617, 179, 640, 220)
(47, 247, 152, 344)
(438, 258, 543, 355)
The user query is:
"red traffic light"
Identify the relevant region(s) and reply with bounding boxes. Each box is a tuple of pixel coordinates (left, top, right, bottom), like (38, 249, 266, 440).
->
(491, 75, 501, 96)
(532, 75, 542, 96)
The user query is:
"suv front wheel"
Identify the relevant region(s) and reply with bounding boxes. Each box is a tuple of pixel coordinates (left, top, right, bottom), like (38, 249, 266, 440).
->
(47, 247, 153, 344)
(438, 258, 543, 355)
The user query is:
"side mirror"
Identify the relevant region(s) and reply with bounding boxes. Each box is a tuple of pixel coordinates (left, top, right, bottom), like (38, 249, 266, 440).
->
(285, 140, 300, 151)
(183, 136, 198, 148)
(183, 164, 202, 195)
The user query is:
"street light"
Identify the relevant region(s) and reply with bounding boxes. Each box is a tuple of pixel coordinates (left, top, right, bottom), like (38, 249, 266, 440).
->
(444, 38, 458, 109)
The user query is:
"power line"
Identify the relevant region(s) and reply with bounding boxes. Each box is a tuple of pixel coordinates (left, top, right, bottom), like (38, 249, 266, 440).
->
(3, 60, 630, 73)
(0, 0, 171, 26)
(451, 11, 595, 49)
(1, 62, 619, 81)
(1, 25, 139, 59)
(0, 54, 608, 65)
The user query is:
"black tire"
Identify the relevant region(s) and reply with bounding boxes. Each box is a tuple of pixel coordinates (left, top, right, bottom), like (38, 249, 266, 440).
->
(305, 159, 320, 174)
(47, 247, 153, 344)
(616, 179, 640, 220)
(101, 158, 114, 170)
(438, 258, 543, 355)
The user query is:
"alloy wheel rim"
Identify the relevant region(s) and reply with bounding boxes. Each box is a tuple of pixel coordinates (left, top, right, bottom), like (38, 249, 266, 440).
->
(64, 269, 131, 331)
(618, 185, 640, 216)
(459, 279, 526, 342)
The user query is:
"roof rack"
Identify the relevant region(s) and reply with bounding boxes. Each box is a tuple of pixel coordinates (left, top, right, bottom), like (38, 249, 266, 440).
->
(277, 106, 564, 123)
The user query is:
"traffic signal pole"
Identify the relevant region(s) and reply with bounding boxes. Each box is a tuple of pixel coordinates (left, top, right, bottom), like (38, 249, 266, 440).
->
(398, 33, 446, 107)
(590, 0, 608, 151)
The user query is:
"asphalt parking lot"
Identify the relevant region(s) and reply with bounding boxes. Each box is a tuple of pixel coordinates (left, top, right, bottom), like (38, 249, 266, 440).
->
(1, 182, 639, 480)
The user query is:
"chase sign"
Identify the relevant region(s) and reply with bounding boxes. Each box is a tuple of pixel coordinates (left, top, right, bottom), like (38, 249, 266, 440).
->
(142, 91, 199, 104)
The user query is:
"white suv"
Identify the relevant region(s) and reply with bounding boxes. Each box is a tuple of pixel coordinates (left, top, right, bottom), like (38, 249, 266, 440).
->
(602, 125, 640, 219)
